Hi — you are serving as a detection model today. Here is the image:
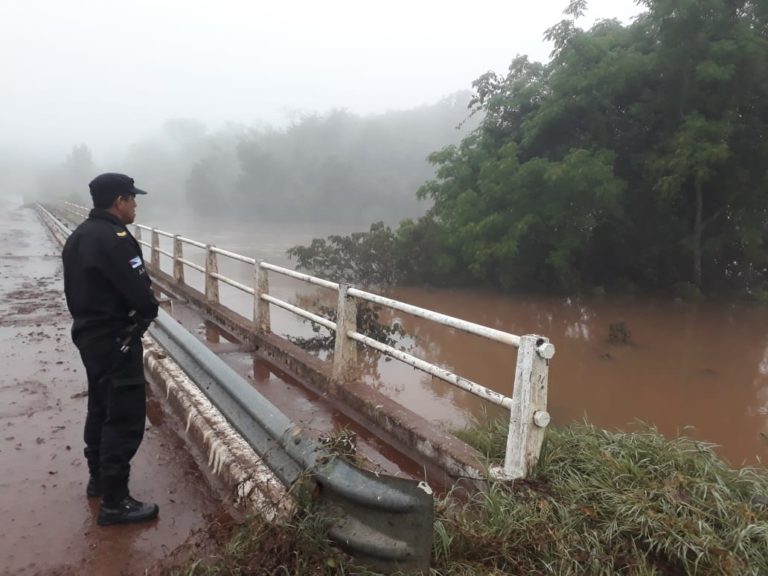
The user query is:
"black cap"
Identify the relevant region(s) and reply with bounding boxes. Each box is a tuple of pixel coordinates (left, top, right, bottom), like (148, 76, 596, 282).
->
(89, 173, 148, 206)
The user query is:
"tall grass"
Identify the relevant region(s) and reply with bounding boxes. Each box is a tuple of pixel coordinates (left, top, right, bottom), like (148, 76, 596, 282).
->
(441, 420, 768, 575)
(174, 421, 767, 575)
(174, 506, 365, 576)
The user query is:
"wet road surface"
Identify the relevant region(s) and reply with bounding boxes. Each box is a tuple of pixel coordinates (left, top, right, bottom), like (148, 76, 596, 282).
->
(0, 198, 225, 576)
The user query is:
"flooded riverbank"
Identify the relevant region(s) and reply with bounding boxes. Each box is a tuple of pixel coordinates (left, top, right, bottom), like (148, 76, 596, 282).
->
(136, 211, 768, 466)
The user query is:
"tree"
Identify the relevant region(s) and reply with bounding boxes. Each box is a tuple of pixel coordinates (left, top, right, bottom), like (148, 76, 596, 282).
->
(650, 114, 731, 289)
(234, 94, 476, 224)
(36, 144, 95, 202)
(65, 144, 94, 184)
(403, 0, 768, 295)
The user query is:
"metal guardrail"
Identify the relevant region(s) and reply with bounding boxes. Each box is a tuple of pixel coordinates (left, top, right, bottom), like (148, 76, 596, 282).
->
(44, 203, 434, 573)
(61, 200, 556, 480)
(39, 203, 75, 237)
(150, 307, 434, 571)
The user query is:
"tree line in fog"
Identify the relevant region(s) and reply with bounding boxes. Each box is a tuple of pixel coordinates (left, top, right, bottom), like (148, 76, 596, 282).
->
(29, 92, 476, 225)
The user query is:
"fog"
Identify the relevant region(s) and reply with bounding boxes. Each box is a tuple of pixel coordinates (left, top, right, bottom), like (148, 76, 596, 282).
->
(1, 0, 640, 222)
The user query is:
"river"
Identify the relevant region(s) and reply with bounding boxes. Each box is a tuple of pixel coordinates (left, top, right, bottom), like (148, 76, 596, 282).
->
(138, 211, 768, 467)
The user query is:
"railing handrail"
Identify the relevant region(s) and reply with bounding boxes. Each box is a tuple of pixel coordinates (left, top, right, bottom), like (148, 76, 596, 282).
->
(261, 261, 341, 290)
(135, 223, 174, 238)
(349, 288, 522, 348)
(178, 236, 207, 249)
(131, 222, 530, 398)
(211, 246, 257, 264)
(64, 201, 89, 217)
(57, 206, 525, 348)
(347, 330, 513, 409)
(196, 251, 525, 350)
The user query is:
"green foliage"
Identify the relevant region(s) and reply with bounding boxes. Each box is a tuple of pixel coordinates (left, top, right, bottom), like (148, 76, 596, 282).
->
(419, 145, 624, 291)
(399, 0, 768, 295)
(286, 299, 405, 354)
(439, 420, 768, 575)
(287, 222, 402, 286)
(286, 297, 408, 384)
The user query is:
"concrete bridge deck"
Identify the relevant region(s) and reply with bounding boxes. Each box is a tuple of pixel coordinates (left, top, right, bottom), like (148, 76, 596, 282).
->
(0, 198, 224, 576)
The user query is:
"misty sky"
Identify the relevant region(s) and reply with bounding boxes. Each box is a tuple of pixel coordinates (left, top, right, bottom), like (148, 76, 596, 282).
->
(2, 0, 640, 159)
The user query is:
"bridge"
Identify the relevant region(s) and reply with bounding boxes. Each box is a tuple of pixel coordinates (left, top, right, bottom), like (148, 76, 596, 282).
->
(4, 199, 555, 574)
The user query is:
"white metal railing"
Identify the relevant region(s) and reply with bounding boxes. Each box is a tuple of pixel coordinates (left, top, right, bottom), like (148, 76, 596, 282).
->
(60, 202, 555, 479)
(64, 201, 90, 220)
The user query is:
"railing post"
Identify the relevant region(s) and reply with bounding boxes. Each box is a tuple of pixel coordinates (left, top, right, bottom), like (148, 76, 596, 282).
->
(151, 228, 160, 270)
(504, 335, 555, 479)
(173, 235, 184, 284)
(134, 226, 142, 247)
(332, 283, 358, 381)
(254, 260, 271, 333)
(205, 245, 220, 305)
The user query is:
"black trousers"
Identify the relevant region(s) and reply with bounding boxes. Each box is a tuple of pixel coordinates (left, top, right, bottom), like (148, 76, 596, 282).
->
(78, 336, 146, 505)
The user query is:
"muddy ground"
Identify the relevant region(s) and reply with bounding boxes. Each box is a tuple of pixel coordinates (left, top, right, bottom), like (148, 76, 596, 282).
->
(0, 199, 228, 576)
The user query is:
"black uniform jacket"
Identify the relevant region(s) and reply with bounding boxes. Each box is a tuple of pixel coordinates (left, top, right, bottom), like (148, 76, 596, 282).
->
(62, 209, 159, 349)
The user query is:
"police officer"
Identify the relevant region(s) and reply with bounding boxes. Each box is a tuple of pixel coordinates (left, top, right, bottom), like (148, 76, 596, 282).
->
(62, 173, 160, 526)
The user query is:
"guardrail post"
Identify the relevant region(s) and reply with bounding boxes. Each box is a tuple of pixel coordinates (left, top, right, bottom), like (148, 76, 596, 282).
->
(504, 335, 555, 479)
(173, 235, 184, 284)
(134, 226, 142, 246)
(205, 245, 220, 304)
(332, 283, 357, 381)
(254, 260, 271, 333)
(151, 228, 160, 270)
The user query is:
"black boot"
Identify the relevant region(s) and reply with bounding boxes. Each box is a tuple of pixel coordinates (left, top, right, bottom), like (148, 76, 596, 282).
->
(97, 496, 159, 526)
(86, 476, 102, 498)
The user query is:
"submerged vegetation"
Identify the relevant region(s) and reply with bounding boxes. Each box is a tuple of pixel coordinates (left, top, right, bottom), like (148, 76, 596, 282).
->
(33, 92, 477, 226)
(173, 420, 768, 576)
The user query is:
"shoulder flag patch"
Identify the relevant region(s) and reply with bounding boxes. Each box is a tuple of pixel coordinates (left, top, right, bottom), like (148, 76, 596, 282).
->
(116, 231, 128, 237)
(129, 256, 142, 269)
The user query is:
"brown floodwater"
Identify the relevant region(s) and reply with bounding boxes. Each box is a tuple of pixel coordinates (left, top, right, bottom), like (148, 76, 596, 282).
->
(383, 288, 768, 467)
(128, 211, 768, 467)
